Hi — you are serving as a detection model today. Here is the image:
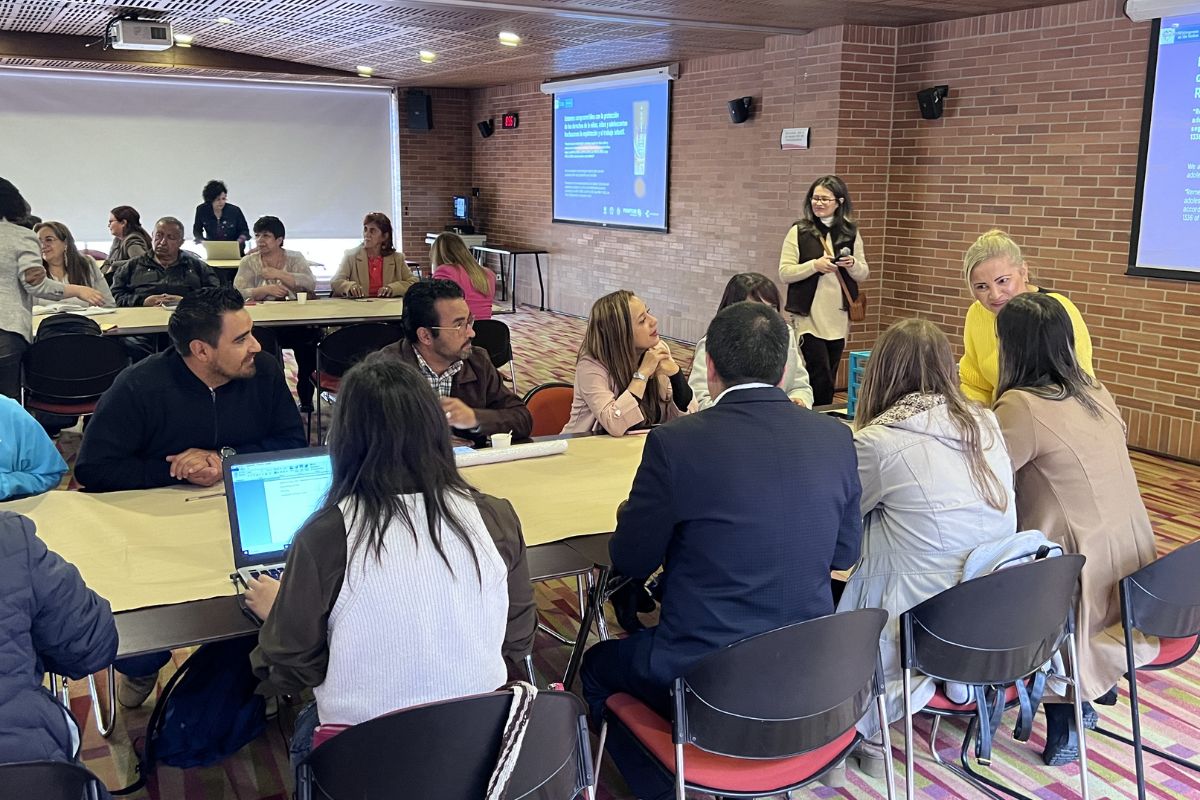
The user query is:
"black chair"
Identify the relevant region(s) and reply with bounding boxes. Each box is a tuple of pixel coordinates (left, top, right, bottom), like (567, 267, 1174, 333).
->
(900, 554, 1089, 800)
(22, 333, 129, 418)
(526, 542, 600, 684)
(599, 609, 894, 800)
(298, 689, 594, 800)
(313, 323, 403, 441)
(1091, 540, 1200, 800)
(0, 761, 104, 800)
(560, 533, 620, 690)
(473, 318, 517, 391)
(251, 325, 283, 366)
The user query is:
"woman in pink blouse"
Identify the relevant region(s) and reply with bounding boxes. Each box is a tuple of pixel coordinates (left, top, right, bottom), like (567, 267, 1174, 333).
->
(561, 290, 694, 436)
(430, 233, 496, 320)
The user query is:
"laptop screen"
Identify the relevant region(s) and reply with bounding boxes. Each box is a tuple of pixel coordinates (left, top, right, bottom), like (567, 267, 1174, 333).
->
(226, 448, 332, 565)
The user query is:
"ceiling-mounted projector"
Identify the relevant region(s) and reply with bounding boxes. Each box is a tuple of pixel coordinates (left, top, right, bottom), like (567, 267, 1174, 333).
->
(109, 19, 174, 51)
(1124, 0, 1200, 20)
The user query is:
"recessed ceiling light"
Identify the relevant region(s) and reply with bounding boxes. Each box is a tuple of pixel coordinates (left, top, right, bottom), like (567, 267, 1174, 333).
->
(217, 17, 233, 25)
(173, 33, 194, 45)
(498, 31, 521, 46)
(419, 50, 437, 64)
(356, 66, 375, 77)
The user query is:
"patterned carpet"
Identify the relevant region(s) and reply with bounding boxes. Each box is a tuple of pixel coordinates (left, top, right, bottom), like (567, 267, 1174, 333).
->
(53, 306, 1200, 799)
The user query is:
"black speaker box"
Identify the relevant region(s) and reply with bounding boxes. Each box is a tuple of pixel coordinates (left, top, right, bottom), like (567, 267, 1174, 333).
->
(406, 90, 433, 130)
(728, 96, 752, 124)
(916, 85, 949, 120)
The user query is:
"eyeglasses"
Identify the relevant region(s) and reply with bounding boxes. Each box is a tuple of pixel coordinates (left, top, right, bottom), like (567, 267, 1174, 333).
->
(811, 195, 838, 204)
(430, 314, 475, 333)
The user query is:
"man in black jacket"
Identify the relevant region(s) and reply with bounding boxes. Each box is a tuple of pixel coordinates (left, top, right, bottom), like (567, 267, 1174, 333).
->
(580, 302, 863, 800)
(76, 286, 306, 707)
(76, 286, 306, 493)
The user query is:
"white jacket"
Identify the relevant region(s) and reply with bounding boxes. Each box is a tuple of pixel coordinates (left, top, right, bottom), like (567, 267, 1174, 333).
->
(836, 403, 1017, 731)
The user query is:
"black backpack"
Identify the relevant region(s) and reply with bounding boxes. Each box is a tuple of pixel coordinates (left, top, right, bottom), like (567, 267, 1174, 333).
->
(113, 637, 267, 794)
(33, 312, 101, 342)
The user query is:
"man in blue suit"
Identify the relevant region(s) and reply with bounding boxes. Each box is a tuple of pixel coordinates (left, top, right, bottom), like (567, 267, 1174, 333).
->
(581, 301, 862, 800)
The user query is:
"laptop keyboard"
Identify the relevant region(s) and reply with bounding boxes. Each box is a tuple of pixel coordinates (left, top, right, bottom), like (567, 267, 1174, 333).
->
(248, 567, 285, 580)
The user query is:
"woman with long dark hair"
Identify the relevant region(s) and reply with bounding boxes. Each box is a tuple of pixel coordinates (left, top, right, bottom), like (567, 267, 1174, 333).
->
(778, 175, 869, 405)
(246, 354, 536, 764)
(688, 272, 812, 408)
(561, 289, 694, 436)
(836, 318, 1014, 774)
(330, 212, 416, 298)
(34, 221, 113, 309)
(105, 206, 152, 280)
(994, 292, 1156, 766)
(0, 178, 103, 398)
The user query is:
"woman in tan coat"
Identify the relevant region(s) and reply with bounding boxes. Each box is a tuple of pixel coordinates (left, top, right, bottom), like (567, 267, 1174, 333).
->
(993, 292, 1157, 767)
(330, 212, 415, 298)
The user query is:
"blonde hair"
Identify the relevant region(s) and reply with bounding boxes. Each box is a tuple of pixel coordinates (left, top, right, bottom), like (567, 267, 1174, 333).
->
(856, 318, 1008, 512)
(430, 233, 490, 295)
(579, 290, 663, 425)
(963, 229, 1023, 288)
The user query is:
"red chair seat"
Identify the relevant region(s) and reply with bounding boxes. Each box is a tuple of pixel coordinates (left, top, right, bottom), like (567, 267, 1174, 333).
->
(606, 693, 856, 794)
(926, 684, 1021, 713)
(311, 724, 350, 750)
(1146, 635, 1199, 669)
(24, 399, 98, 416)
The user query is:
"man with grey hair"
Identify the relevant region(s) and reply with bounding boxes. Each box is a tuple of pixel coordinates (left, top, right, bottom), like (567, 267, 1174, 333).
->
(111, 216, 219, 308)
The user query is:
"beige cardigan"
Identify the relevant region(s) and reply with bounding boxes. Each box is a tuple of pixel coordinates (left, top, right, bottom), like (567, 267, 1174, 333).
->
(330, 246, 416, 297)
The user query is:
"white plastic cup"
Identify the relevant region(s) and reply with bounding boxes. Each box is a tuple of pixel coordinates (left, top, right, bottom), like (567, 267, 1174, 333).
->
(296, 292, 308, 305)
(491, 433, 512, 448)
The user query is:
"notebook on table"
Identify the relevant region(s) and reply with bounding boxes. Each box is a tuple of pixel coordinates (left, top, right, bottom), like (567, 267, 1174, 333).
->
(225, 447, 332, 589)
(204, 240, 242, 261)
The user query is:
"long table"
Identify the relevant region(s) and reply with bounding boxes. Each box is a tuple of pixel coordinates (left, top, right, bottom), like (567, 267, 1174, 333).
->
(0, 434, 646, 656)
(32, 297, 405, 337)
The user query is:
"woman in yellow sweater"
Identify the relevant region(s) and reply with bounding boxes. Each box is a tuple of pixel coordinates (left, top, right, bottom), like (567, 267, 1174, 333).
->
(959, 229, 1093, 404)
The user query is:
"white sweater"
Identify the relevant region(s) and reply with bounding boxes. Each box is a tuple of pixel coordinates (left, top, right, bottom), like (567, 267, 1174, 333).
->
(314, 492, 509, 726)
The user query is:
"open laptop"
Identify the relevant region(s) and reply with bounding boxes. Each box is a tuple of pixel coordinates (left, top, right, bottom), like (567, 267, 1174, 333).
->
(225, 447, 332, 588)
(204, 240, 242, 261)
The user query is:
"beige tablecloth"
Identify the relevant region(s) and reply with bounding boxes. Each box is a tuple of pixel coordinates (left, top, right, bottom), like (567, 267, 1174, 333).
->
(0, 434, 646, 612)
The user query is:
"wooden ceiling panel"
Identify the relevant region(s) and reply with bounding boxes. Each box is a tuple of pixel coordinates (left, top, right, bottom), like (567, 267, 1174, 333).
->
(0, 0, 1078, 87)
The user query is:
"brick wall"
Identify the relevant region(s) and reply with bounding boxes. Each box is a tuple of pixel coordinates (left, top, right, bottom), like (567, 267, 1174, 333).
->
(394, 0, 1200, 460)
(885, 0, 1200, 460)
(397, 88, 473, 268)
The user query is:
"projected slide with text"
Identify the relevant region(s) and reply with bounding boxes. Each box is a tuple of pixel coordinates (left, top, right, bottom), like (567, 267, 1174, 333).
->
(1134, 13, 1200, 275)
(553, 81, 669, 231)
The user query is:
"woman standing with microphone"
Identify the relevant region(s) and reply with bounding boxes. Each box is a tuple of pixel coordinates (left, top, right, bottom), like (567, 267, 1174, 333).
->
(778, 175, 869, 406)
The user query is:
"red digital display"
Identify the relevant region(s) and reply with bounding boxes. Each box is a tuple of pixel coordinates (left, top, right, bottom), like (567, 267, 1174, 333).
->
(502, 113, 519, 129)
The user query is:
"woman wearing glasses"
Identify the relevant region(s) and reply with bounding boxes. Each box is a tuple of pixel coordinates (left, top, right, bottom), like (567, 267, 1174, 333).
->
(778, 175, 869, 406)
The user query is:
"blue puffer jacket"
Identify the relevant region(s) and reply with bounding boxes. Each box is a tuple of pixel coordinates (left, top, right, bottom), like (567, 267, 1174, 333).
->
(0, 512, 118, 764)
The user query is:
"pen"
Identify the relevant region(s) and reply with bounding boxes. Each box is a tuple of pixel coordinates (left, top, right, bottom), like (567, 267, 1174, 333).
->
(184, 491, 225, 502)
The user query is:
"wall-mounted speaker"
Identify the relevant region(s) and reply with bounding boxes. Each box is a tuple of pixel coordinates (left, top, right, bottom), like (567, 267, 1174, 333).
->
(728, 96, 753, 124)
(477, 119, 495, 138)
(916, 85, 949, 120)
(406, 90, 433, 130)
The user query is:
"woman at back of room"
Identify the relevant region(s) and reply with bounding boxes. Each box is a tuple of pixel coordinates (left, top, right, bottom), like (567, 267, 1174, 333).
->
(104, 205, 153, 282)
(431, 232, 496, 320)
(246, 353, 536, 765)
(778, 175, 870, 406)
